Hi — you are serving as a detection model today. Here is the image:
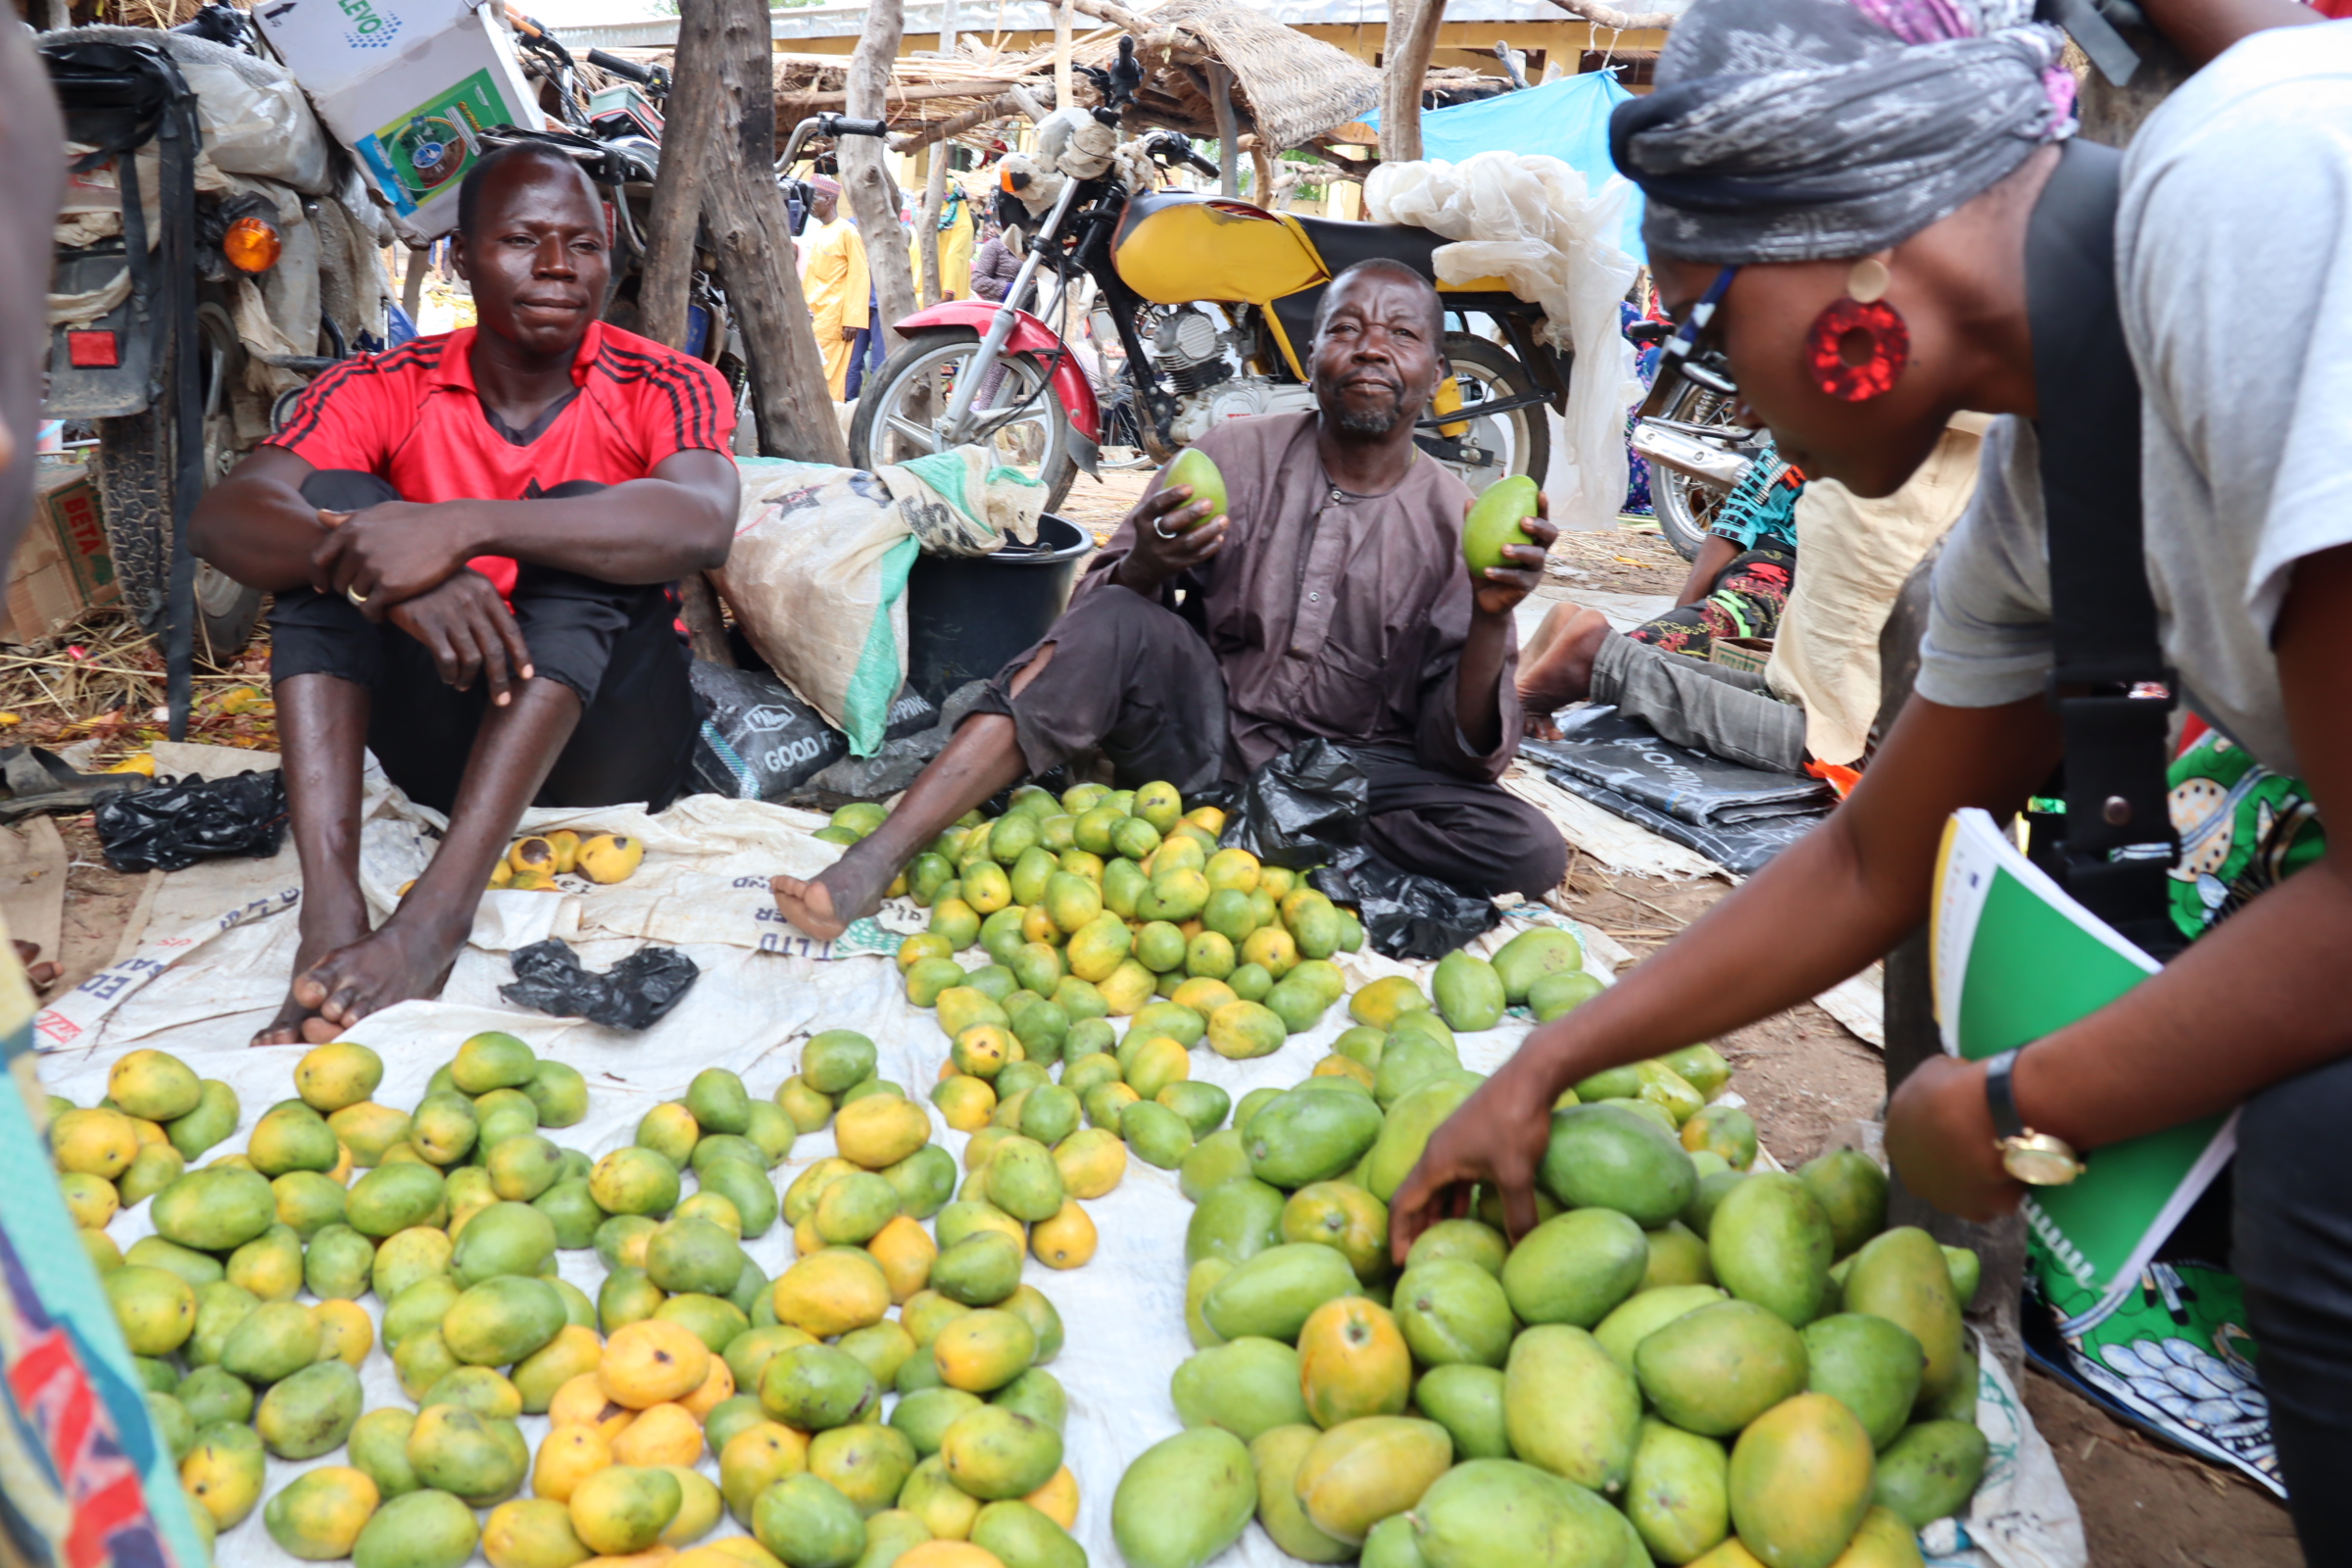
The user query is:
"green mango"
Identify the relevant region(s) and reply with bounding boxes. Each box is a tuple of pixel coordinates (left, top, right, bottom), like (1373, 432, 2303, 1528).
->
(1201, 1244, 1356, 1344)
(254, 1359, 363, 1459)
(971, 1498, 1089, 1568)
(1804, 1311, 1927, 1450)
(1501, 1324, 1640, 1494)
(1642, 1218, 1717, 1290)
(1592, 1282, 1726, 1371)
(932, 1231, 1025, 1307)
(345, 1163, 448, 1239)
(1245, 1088, 1384, 1190)
(1685, 1168, 1747, 1239)
(1186, 1258, 1231, 1349)
(1392, 1258, 1514, 1369)
(220, 1299, 319, 1385)
(1528, 968, 1605, 1022)
(1461, 473, 1540, 575)
(1798, 1148, 1890, 1257)
(304, 1223, 376, 1301)
(1111, 1427, 1255, 1568)
(1538, 1102, 1698, 1227)
(1403, 1218, 1506, 1278)
(1490, 926, 1584, 1004)
(1406, 1458, 1627, 1568)
(1430, 951, 1505, 1032)
(1728, 1395, 1876, 1568)
(451, 1200, 557, 1285)
(1372, 1033, 1460, 1110)
(1171, 1336, 1309, 1442)
(164, 1078, 240, 1161)
(1185, 1177, 1286, 1266)
(1499, 1207, 1648, 1328)
(1635, 1298, 1809, 1436)
(1842, 1226, 1966, 1402)
(984, 1137, 1066, 1223)
(150, 1166, 275, 1252)
(352, 1487, 478, 1568)
(1626, 1418, 1731, 1564)
(1709, 1171, 1836, 1327)
(1364, 1071, 1480, 1203)
(1412, 1363, 1510, 1460)
(1943, 1246, 1982, 1309)
(440, 1276, 565, 1367)
(1179, 1128, 1253, 1202)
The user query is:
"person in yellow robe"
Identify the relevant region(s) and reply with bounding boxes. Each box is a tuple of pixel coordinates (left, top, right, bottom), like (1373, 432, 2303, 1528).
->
(935, 181, 975, 302)
(799, 178, 870, 401)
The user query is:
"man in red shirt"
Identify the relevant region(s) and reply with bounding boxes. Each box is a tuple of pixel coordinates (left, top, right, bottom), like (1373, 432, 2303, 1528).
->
(192, 142, 739, 1045)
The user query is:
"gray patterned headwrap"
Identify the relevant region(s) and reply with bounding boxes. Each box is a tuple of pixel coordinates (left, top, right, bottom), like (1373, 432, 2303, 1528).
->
(1610, 0, 2077, 264)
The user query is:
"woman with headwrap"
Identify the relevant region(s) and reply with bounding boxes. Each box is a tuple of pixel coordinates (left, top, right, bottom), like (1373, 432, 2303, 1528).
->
(1391, 0, 2352, 1538)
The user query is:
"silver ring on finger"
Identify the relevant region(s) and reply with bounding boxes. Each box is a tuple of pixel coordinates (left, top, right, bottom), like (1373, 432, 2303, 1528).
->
(1153, 517, 1180, 540)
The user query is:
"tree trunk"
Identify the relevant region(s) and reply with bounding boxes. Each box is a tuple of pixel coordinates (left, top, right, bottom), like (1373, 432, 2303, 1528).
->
(1250, 142, 1277, 209)
(918, 0, 961, 307)
(400, 247, 429, 322)
(1380, 0, 1447, 164)
(692, 0, 847, 466)
(844, 0, 919, 360)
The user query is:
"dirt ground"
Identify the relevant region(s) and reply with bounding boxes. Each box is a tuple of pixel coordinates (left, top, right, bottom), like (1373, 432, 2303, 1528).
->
(24, 475, 2302, 1566)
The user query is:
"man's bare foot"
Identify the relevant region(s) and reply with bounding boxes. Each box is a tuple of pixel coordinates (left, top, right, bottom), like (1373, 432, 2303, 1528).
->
(772, 845, 899, 944)
(1518, 605, 1614, 720)
(253, 903, 370, 1047)
(288, 918, 464, 1044)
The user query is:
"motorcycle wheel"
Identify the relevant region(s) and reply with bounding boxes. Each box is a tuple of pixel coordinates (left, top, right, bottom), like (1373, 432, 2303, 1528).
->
(95, 302, 265, 659)
(1651, 377, 1741, 563)
(849, 327, 1077, 512)
(1438, 332, 1551, 497)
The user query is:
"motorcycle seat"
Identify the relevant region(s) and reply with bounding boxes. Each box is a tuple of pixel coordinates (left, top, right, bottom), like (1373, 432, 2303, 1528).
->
(1289, 216, 1446, 285)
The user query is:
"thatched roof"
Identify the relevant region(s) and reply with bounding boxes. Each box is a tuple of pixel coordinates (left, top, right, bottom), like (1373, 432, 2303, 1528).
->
(1103, 0, 1382, 152)
(762, 0, 1384, 156)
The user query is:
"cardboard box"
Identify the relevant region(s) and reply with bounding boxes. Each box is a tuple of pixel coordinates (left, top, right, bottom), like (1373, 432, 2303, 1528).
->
(1710, 636, 1774, 675)
(3, 463, 120, 643)
(254, 0, 541, 244)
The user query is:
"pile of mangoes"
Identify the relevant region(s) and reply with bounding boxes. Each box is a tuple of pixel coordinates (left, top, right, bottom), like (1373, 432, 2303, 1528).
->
(58, 1027, 1085, 1568)
(1112, 967, 1990, 1568)
(850, 782, 1397, 1185)
(486, 830, 648, 893)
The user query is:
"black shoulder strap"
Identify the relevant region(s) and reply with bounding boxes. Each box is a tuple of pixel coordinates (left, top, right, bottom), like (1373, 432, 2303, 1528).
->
(2026, 137, 2182, 958)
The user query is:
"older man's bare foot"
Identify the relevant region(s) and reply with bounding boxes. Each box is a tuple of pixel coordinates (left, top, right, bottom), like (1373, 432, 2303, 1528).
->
(289, 918, 464, 1044)
(1518, 605, 1613, 720)
(254, 903, 370, 1047)
(772, 845, 900, 944)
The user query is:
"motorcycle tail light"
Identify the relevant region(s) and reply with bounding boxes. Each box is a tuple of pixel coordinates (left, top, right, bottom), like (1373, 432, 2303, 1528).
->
(223, 215, 282, 273)
(67, 330, 120, 368)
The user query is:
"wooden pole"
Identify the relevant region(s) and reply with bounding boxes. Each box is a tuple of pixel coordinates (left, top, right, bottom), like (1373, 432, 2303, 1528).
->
(400, 247, 429, 322)
(1249, 142, 1276, 209)
(636, 22, 731, 665)
(844, 0, 919, 359)
(918, 0, 961, 307)
(695, 0, 848, 466)
(1053, 0, 1073, 107)
(1380, 0, 1446, 164)
(1207, 63, 1239, 198)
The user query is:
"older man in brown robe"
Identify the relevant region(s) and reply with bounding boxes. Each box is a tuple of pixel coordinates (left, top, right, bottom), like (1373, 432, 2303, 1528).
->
(773, 260, 1565, 939)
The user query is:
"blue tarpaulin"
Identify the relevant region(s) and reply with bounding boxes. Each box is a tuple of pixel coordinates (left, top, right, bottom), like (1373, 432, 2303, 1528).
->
(1362, 72, 1644, 256)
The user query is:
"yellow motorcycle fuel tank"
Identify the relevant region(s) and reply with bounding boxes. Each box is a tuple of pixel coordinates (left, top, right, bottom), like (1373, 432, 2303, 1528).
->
(1113, 191, 1327, 308)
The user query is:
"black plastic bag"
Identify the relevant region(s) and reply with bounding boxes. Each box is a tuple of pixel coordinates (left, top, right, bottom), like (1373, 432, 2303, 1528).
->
(1219, 739, 1370, 869)
(1311, 845, 1499, 960)
(499, 939, 700, 1030)
(95, 769, 287, 873)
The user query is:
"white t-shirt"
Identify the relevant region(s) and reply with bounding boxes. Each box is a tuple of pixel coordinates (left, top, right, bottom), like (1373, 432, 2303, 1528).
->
(1914, 21, 2352, 777)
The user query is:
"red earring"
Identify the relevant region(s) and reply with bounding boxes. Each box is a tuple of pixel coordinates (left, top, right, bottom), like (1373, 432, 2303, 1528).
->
(1805, 257, 1908, 402)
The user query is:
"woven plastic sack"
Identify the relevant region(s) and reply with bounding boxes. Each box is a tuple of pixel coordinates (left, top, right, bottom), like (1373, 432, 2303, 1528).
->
(1368, 151, 1644, 527)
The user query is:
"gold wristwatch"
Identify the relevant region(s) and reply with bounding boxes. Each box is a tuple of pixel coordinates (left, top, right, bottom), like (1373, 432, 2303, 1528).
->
(1984, 1049, 2085, 1186)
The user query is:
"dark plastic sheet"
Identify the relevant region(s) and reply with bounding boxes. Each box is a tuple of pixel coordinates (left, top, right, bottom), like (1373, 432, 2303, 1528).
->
(1523, 707, 1835, 825)
(1218, 738, 1370, 869)
(499, 938, 700, 1031)
(1310, 845, 1499, 961)
(94, 769, 287, 873)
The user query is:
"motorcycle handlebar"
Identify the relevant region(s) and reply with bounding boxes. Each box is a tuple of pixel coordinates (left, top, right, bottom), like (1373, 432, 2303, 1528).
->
(586, 48, 654, 84)
(827, 117, 890, 139)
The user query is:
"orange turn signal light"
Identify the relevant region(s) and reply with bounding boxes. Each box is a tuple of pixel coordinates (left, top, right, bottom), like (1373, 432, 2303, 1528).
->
(222, 215, 281, 273)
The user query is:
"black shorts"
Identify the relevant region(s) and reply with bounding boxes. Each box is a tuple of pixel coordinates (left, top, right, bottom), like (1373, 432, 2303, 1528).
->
(268, 470, 697, 814)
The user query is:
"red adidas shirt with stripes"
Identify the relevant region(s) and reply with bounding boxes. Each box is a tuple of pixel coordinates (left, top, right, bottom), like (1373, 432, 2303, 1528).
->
(266, 320, 734, 597)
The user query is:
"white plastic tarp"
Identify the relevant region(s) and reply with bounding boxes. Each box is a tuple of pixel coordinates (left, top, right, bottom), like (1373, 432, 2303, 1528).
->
(32, 761, 2081, 1568)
